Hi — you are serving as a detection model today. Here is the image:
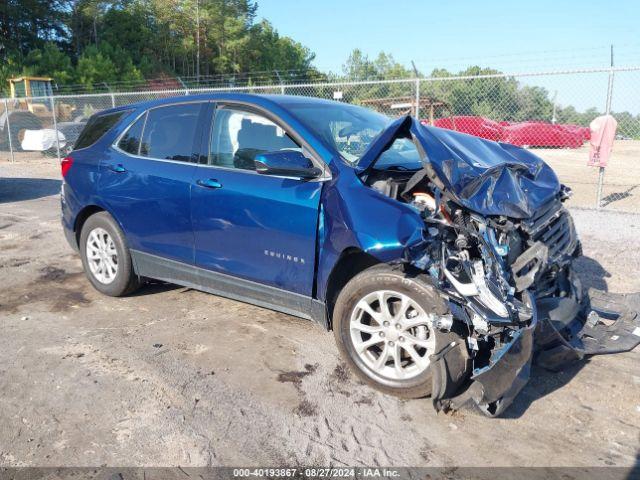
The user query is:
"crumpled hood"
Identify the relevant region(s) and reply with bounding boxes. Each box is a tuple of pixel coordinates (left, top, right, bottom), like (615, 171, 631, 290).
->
(356, 116, 561, 219)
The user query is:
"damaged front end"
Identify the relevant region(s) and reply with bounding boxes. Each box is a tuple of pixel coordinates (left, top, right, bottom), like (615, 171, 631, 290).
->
(358, 116, 640, 416)
(416, 198, 576, 416)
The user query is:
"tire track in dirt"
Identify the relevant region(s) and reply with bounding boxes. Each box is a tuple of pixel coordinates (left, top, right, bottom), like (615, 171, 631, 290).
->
(277, 359, 455, 466)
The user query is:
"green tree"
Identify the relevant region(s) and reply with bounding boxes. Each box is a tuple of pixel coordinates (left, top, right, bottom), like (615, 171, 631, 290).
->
(342, 49, 377, 80)
(338, 49, 415, 111)
(515, 85, 553, 121)
(246, 20, 315, 75)
(0, 0, 71, 57)
(99, 3, 155, 71)
(75, 42, 142, 90)
(23, 43, 74, 85)
(435, 66, 520, 120)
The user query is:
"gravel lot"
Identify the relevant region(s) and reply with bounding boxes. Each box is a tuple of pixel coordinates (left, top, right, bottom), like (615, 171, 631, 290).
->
(1, 158, 639, 468)
(541, 140, 640, 212)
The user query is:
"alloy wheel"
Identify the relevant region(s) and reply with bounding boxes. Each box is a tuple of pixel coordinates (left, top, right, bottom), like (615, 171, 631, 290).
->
(86, 227, 119, 284)
(349, 290, 436, 380)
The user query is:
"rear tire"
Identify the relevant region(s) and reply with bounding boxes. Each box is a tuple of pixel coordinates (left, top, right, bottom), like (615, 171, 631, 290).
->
(332, 264, 455, 399)
(79, 212, 141, 297)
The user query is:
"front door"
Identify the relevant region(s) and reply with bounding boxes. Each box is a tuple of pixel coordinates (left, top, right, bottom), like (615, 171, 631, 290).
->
(98, 102, 206, 264)
(191, 104, 323, 296)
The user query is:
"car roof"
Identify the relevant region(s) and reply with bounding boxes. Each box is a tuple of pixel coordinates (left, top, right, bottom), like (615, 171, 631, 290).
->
(96, 93, 341, 117)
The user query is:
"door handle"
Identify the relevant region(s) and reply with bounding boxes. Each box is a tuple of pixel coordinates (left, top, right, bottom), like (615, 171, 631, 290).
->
(196, 178, 223, 189)
(108, 164, 127, 173)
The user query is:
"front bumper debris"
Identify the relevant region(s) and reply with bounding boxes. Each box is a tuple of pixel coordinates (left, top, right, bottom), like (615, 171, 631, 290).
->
(467, 318, 536, 417)
(535, 289, 640, 370)
(431, 279, 640, 417)
(432, 315, 536, 417)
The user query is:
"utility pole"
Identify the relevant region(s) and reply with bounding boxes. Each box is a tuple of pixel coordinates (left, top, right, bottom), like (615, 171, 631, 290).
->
(411, 60, 420, 119)
(605, 44, 615, 115)
(596, 44, 615, 209)
(610, 44, 614, 71)
(196, 0, 200, 83)
(275, 70, 285, 95)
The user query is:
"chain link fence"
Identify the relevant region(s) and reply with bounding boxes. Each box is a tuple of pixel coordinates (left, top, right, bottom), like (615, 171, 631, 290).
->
(2, 67, 639, 212)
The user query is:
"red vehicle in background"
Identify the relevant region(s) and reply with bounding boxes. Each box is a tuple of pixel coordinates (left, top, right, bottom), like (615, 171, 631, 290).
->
(561, 124, 591, 142)
(429, 115, 589, 148)
(501, 121, 584, 148)
(431, 116, 503, 141)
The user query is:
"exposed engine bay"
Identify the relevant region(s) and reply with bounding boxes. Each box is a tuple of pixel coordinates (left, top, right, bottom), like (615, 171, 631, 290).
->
(362, 147, 640, 416)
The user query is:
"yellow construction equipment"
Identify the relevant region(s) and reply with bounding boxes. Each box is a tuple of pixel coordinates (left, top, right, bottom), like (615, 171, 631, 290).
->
(2, 76, 78, 150)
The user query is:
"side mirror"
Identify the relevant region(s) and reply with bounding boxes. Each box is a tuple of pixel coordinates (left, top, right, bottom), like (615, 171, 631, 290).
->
(254, 150, 322, 179)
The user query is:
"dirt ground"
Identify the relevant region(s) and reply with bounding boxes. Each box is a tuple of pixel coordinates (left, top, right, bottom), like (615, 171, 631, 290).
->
(0, 159, 639, 468)
(540, 140, 640, 212)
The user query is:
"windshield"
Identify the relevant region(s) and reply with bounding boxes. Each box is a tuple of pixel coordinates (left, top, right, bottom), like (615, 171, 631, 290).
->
(376, 137, 422, 170)
(284, 101, 421, 169)
(30, 80, 53, 105)
(285, 101, 386, 162)
(30, 80, 52, 97)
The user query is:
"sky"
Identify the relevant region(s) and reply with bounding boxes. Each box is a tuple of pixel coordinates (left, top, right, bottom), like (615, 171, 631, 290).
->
(256, 0, 640, 114)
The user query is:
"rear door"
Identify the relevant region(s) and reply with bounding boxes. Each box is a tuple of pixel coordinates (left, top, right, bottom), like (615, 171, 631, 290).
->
(191, 103, 323, 296)
(98, 102, 207, 264)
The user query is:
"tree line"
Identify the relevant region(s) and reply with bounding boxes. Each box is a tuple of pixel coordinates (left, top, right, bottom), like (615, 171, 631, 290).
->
(1, 3, 637, 137)
(1, 0, 317, 92)
(339, 50, 639, 139)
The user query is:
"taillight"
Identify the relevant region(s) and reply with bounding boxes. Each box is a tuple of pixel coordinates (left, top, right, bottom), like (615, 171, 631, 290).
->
(61, 156, 74, 177)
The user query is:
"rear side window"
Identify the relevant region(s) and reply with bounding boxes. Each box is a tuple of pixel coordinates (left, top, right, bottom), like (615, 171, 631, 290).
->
(118, 113, 146, 155)
(75, 110, 129, 150)
(139, 103, 202, 162)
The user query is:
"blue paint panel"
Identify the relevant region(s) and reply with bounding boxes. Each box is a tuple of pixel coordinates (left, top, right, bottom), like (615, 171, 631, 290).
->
(60, 147, 103, 239)
(97, 151, 196, 264)
(192, 166, 322, 295)
(61, 94, 436, 308)
(314, 161, 425, 303)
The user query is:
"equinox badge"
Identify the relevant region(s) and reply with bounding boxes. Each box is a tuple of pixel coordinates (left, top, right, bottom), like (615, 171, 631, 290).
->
(264, 250, 306, 264)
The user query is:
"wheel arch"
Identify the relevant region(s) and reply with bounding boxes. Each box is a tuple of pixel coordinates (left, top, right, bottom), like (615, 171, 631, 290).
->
(73, 205, 107, 247)
(324, 247, 381, 330)
(74, 203, 130, 249)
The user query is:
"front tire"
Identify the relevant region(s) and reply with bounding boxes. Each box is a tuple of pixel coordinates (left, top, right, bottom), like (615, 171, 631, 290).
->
(79, 212, 141, 297)
(333, 264, 453, 399)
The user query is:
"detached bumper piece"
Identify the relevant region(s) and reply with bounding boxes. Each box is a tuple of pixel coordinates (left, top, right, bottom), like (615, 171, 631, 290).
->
(467, 323, 535, 417)
(432, 289, 640, 417)
(535, 289, 640, 370)
(432, 319, 536, 418)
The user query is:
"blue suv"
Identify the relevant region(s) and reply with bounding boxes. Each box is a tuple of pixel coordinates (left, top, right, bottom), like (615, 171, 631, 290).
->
(62, 93, 639, 416)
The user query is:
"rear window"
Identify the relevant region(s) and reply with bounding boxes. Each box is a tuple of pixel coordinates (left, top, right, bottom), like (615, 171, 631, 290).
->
(140, 103, 202, 161)
(75, 110, 129, 150)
